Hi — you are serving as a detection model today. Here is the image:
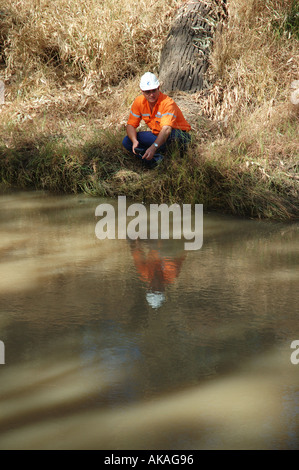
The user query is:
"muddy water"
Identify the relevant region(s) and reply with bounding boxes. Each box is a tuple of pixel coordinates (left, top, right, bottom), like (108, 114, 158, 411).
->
(0, 190, 298, 450)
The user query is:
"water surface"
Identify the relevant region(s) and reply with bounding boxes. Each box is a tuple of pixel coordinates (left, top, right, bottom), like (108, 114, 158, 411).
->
(0, 190, 298, 450)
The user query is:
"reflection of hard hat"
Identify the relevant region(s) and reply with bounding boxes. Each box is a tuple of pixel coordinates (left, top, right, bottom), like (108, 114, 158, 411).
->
(140, 72, 160, 91)
(146, 291, 165, 309)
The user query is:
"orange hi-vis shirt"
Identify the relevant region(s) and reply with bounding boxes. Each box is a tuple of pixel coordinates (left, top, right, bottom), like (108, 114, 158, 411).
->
(127, 92, 191, 135)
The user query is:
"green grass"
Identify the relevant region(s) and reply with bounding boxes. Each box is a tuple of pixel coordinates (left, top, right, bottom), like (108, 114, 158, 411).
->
(1, 124, 297, 220)
(272, 0, 299, 39)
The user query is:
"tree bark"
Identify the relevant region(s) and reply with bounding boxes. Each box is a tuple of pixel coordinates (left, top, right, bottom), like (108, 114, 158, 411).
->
(159, 0, 227, 93)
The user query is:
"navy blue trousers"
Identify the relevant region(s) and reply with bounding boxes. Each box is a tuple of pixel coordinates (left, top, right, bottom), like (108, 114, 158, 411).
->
(122, 129, 191, 167)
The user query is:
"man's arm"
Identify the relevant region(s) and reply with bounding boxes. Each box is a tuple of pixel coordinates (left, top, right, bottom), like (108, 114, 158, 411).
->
(142, 125, 172, 161)
(126, 125, 139, 154)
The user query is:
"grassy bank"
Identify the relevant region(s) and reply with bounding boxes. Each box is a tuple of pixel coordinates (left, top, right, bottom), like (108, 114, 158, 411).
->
(0, 0, 298, 219)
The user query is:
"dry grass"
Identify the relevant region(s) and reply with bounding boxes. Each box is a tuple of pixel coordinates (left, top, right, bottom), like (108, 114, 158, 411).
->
(192, 0, 299, 218)
(196, 0, 299, 120)
(0, 0, 180, 145)
(1, 0, 178, 86)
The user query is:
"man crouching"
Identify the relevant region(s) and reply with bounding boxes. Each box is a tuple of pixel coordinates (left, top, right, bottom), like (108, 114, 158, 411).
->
(122, 72, 191, 168)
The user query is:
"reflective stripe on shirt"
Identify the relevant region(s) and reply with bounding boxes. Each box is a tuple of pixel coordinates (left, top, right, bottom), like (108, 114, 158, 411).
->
(130, 110, 141, 118)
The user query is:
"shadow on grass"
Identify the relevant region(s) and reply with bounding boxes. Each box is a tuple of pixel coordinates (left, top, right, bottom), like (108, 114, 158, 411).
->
(0, 129, 298, 220)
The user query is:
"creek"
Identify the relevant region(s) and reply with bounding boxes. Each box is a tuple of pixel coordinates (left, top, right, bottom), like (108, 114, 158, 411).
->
(0, 189, 298, 450)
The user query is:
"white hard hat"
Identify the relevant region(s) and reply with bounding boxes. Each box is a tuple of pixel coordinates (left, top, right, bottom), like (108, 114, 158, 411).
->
(140, 72, 160, 91)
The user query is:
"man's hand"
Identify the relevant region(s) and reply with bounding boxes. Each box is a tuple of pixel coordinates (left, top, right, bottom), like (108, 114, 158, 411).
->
(142, 145, 156, 161)
(126, 125, 139, 154)
(132, 140, 139, 154)
(142, 126, 172, 161)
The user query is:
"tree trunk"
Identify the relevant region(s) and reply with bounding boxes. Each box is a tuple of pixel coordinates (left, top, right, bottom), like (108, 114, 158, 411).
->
(159, 0, 227, 93)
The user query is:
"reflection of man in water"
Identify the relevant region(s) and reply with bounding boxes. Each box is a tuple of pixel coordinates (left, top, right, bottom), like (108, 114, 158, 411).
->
(130, 240, 186, 309)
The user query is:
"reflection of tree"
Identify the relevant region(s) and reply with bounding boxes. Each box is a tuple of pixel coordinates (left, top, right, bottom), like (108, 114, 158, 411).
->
(130, 240, 186, 309)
